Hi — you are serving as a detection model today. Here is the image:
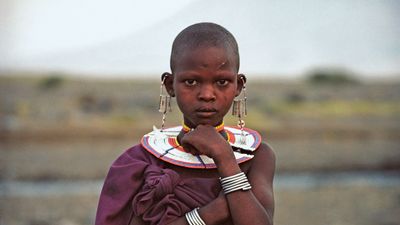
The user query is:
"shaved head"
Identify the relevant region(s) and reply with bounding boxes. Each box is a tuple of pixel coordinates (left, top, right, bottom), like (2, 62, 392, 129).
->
(170, 22, 240, 73)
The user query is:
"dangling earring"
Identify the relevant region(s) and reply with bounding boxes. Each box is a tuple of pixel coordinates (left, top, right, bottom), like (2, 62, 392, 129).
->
(158, 74, 171, 131)
(232, 76, 247, 144)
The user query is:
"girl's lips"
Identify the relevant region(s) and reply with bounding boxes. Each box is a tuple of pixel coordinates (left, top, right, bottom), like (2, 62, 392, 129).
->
(195, 108, 217, 117)
(195, 111, 217, 117)
(196, 106, 217, 112)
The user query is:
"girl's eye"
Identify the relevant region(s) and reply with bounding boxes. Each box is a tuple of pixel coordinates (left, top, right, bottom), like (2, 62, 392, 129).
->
(217, 79, 228, 86)
(184, 79, 197, 86)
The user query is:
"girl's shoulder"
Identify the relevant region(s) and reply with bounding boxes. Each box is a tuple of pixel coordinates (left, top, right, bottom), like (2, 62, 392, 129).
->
(249, 142, 276, 177)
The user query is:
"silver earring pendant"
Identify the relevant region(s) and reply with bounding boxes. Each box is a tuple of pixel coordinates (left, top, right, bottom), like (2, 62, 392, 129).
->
(232, 98, 247, 118)
(232, 77, 247, 144)
(159, 76, 171, 131)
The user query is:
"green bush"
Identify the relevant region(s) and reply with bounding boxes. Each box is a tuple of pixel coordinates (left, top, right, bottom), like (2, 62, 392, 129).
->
(306, 68, 359, 85)
(39, 75, 64, 90)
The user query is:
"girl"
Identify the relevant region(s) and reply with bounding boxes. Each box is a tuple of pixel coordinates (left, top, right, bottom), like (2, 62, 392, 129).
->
(95, 22, 275, 225)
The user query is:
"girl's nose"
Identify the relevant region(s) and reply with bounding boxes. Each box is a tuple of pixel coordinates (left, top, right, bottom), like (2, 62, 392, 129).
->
(198, 84, 216, 102)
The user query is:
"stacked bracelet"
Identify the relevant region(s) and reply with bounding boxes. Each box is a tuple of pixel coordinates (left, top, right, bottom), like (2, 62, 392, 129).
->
(185, 207, 206, 225)
(220, 172, 252, 194)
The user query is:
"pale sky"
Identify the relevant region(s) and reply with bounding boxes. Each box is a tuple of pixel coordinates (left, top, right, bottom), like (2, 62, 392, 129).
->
(1, 0, 196, 59)
(1, 0, 399, 78)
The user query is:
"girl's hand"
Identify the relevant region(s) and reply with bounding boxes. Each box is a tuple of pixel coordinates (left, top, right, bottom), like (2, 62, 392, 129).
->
(180, 124, 233, 161)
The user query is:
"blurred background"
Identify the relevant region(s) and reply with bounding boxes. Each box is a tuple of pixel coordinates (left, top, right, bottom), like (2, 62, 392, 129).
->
(1, 0, 399, 225)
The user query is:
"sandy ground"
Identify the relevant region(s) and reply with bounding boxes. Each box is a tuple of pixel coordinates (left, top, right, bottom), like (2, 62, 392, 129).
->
(274, 185, 400, 225)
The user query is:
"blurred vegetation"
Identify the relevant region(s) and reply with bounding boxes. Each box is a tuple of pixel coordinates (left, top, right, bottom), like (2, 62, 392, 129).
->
(306, 67, 359, 85)
(38, 74, 65, 90)
(0, 73, 399, 138)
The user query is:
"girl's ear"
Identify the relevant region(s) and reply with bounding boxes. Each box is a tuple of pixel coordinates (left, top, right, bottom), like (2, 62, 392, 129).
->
(235, 74, 247, 96)
(162, 72, 175, 97)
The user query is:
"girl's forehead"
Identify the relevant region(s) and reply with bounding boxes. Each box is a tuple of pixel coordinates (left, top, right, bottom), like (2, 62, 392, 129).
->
(181, 45, 233, 58)
(174, 46, 238, 72)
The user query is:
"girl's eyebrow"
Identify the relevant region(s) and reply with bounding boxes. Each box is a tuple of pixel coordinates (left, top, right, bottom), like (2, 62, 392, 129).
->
(177, 71, 201, 77)
(176, 70, 236, 79)
(213, 73, 236, 80)
(176, 72, 203, 80)
(181, 71, 235, 77)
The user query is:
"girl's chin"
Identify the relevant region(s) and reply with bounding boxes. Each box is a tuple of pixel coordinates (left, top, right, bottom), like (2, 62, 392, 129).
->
(186, 118, 222, 128)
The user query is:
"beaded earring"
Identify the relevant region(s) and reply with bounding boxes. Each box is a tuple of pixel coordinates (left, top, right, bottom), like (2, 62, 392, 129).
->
(158, 74, 171, 131)
(232, 76, 247, 144)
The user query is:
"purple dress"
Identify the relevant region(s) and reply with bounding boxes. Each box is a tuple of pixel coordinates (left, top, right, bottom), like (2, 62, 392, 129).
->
(95, 144, 221, 225)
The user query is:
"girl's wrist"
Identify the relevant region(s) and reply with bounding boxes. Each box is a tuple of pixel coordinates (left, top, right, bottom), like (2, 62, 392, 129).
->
(198, 195, 230, 225)
(212, 147, 235, 164)
(214, 152, 242, 177)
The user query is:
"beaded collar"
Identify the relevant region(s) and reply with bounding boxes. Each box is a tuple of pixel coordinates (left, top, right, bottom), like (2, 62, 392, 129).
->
(182, 122, 225, 133)
(141, 124, 262, 169)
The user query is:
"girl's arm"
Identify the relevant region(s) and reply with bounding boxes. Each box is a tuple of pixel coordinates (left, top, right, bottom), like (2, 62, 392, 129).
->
(215, 142, 275, 225)
(173, 125, 275, 225)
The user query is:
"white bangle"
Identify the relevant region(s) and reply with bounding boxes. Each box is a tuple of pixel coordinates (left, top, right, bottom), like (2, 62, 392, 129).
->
(185, 207, 206, 225)
(220, 172, 252, 194)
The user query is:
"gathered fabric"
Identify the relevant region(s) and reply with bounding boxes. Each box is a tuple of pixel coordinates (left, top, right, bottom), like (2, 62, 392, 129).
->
(95, 144, 221, 225)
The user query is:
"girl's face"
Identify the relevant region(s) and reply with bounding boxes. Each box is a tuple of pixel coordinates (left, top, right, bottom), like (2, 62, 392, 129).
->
(169, 46, 243, 128)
